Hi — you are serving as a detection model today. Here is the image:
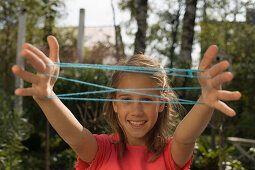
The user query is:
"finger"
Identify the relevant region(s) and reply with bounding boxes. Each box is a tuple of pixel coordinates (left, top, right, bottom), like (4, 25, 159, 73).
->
(21, 49, 46, 72)
(211, 72, 233, 87)
(199, 45, 218, 71)
(217, 90, 241, 101)
(214, 101, 236, 117)
(47, 36, 59, 63)
(208, 61, 229, 77)
(15, 87, 39, 96)
(12, 65, 39, 84)
(22, 43, 52, 64)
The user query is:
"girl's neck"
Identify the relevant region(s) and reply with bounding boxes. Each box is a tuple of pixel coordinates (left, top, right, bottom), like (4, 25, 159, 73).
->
(127, 136, 147, 146)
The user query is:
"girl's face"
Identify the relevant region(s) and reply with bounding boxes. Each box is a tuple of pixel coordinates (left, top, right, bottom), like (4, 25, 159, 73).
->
(112, 73, 164, 146)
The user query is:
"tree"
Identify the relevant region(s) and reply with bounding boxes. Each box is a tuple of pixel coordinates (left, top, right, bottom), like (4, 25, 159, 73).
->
(179, 0, 197, 69)
(174, 0, 198, 103)
(134, 0, 148, 54)
(147, 0, 184, 68)
(119, 0, 148, 54)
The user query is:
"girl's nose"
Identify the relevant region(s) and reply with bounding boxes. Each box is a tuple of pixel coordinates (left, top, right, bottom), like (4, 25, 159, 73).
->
(130, 102, 144, 116)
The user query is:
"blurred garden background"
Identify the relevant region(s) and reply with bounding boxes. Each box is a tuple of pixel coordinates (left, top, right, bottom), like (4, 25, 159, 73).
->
(0, 0, 255, 169)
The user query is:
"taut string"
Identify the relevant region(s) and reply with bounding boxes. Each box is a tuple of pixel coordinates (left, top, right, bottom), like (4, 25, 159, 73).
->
(42, 63, 213, 104)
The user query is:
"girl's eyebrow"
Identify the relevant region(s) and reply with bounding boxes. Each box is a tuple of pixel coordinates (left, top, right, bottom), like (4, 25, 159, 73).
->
(117, 94, 130, 97)
(117, 93, 155, 98)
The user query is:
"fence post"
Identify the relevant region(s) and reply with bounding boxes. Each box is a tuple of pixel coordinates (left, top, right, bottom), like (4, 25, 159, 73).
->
(77, 8, 85, 63)
(14, 8, 27, 114)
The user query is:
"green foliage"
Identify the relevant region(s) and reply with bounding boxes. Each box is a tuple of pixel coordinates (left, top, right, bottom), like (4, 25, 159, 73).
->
(0, 93, 32, 170)
(200, 19, 255, 139)
(192, 136, 244, 170)
(51, 147, 76, 169)
(54, 68, 111, 134)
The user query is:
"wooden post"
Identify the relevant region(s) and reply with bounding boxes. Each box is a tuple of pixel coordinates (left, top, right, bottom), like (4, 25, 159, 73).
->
(111, 0, 119, 57)
(45, 121, 50, 170)
(77, 8, 85, 63)
(14, 8, 27, 114)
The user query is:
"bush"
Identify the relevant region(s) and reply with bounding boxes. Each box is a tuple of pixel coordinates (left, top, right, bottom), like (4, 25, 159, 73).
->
(0, 93, 32, 170)
(192, 135, 244, 170)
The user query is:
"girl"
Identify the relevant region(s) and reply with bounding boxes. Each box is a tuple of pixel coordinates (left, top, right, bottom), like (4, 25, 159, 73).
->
(12, 36, 241, 170)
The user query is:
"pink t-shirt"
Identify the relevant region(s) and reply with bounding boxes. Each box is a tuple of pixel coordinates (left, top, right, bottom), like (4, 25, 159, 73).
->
(75, 134, 193, 170)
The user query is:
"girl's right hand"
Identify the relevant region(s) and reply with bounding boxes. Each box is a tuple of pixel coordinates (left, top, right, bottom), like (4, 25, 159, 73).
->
(12, 35, 60, 100)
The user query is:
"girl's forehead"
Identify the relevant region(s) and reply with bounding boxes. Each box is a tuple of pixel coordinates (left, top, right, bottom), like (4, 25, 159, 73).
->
(117, 73, 158, 89)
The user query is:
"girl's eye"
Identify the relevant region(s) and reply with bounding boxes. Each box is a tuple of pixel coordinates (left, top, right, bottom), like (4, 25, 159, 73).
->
(143, 98, 152, 101)
(121, 98, 131, 102)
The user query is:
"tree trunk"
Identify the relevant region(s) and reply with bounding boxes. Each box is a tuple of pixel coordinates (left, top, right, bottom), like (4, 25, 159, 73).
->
(111, 0, 125, 59)
(201, 0, 209, 56)
(169, 0, 182, 68)
(134, 0, 148, 54)
(179, 0, 197, 69)
(178, 0, 197, 99)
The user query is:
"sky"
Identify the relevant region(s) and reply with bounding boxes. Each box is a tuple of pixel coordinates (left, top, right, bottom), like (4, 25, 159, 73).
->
(56, 0, 126, 27)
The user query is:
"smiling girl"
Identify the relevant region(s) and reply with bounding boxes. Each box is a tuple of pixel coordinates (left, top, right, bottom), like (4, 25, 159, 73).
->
(12, 36, 241, 170)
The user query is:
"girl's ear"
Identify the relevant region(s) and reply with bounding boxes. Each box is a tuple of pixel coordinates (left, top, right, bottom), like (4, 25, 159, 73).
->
(159, 103, 165, 112)
(113, 101, 118, 113)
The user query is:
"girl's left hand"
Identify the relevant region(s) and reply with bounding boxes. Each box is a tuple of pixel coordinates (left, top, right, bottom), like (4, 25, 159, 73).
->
(197, 45, 241, 117)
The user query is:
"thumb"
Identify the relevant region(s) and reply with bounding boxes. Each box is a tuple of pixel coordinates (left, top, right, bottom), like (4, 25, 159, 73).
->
(47, 35, 59, 63)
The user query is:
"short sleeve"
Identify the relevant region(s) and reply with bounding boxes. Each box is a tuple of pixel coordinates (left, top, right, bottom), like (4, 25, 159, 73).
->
(75, 134, 111, 170)
(164, 137, 193, 170)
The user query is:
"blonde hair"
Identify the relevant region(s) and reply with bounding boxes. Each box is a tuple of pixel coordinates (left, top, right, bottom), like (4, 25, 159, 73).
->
(103, 54, 180, 162)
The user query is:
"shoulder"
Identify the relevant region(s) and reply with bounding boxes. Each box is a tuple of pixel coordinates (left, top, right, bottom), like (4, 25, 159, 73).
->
(163, 137, 193, 170)
(94, 134, 112, 143)
(75, 134, 118, 170)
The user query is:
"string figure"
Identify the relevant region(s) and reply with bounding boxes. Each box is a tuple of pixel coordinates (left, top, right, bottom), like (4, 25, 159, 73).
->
(43, 63, 213, 105)
(12, 36, 241, 170)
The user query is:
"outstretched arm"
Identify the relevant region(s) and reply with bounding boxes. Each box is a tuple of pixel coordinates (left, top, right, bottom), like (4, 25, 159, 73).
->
(12, 36, 97, 163)
(171, 45, 241, 168)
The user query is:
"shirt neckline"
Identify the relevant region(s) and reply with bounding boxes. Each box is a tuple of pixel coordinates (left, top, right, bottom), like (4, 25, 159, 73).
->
(126, 143, 148, 150)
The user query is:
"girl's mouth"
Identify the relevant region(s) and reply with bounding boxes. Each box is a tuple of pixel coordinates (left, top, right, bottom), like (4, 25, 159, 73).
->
(128, 120, 147, 128)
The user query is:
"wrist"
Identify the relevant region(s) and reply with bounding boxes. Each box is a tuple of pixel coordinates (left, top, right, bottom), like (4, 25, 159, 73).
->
(198, 95, 214, 112)
(33, 89, 56, 102)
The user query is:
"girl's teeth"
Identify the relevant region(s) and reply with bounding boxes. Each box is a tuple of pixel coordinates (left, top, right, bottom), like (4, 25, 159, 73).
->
(129, 121, 146, 126)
